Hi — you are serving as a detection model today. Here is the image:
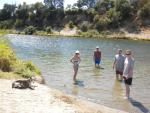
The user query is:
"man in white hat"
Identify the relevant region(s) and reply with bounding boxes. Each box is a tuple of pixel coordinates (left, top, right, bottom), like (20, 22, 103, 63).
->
(123, 50, 134, 99)
(93, 46, 101, 68)
(70, 50, 81, 83)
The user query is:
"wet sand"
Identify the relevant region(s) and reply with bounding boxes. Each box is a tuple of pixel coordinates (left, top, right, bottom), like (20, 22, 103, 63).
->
(0, 79, 127, 113)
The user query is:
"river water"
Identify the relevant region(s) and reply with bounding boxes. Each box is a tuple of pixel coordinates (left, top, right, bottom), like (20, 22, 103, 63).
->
(6, 34, 150, 113)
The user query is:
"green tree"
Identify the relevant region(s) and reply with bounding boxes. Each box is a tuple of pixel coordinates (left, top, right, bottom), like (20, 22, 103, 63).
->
(14, 19, 24, 28)
(95, 17, 111, 31)
(0, 4, 16, 21)
(76, 0, 96, 9)
(95, 0, 114, 13)
(44, 0, 64, 9)
(107, 8, 120, 28)
(15, 2, 29, 26)
(30, 2, 46, 29)
(138, 1, 150, 20)
(69, 21, 74, 29)
(115, 0, 132, 20)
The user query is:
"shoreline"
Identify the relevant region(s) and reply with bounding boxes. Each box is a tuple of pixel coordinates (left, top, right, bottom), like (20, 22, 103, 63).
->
(0, 78, 128, 113)
(1, 28, 150, 41)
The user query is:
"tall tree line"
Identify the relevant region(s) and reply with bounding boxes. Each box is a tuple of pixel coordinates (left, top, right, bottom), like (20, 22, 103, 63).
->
(0, 0, 149, 31)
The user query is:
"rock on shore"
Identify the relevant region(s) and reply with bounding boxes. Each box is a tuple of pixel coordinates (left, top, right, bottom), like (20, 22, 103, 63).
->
(0, 79, 128, 113)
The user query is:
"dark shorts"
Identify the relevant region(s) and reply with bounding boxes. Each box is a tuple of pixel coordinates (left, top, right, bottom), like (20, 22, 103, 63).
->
(95, 59, 101, 65)
(116, 70, 123, 75)
(124, 77, 132, 85)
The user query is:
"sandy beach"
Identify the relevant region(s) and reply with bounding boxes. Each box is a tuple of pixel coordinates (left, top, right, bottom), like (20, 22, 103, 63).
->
(0, 79, 128, 113)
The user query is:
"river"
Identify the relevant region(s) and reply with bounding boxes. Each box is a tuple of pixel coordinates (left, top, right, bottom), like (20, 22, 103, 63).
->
(6, 34, 150, 113)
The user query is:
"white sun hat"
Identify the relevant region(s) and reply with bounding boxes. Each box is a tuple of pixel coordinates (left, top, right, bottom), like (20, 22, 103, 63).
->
(96, 46, 99, 48)
(75, 50, 80, 54)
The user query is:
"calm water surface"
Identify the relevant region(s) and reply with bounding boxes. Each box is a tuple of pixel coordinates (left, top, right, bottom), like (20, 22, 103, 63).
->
(6, 34, 150, 113)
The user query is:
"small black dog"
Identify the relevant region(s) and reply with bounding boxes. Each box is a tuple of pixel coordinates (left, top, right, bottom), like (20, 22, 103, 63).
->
(12, 77, 35, 90)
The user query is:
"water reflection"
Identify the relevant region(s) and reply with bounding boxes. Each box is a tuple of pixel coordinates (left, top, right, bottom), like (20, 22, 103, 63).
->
(72, 85, 79, 95)
(112, 79, 123, 100)
(92, 67, 101, 76)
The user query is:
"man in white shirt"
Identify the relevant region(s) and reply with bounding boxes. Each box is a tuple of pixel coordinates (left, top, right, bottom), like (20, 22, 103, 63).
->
(113, 49, 125, 80)
(123, 50, 135, 99)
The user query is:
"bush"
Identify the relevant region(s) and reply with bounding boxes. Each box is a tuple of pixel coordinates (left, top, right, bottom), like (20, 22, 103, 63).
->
(45, 26, 52, 34)
(14, 61, 41, 78)
(138, 2, 150, 19)
(115, 0, 132, 20)
(93, 14, 100, 23)
(0, 58, 11, 72)
(0, 20, 13, 29)
(68, 21, 74, 29)
(79, 21, 89, 32)
(0, 39, 41, 78)
(88, 29, 99, 35)
(95, 17, 111, 31)
(14, 19, 24, 28)
(107, 8, 120, 28)
(0, 39, 17, 72)
(24, 26, 36, 35)
(24, 61, 41, 75)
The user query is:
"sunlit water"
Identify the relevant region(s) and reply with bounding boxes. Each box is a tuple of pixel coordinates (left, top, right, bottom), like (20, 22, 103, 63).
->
(5, 34, 150, 113)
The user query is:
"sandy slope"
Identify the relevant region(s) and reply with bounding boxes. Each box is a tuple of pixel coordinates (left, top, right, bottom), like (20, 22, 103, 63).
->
(59, 27, 150, 40)
(0, 79, 127, 113)
(60, 28, 77, 36)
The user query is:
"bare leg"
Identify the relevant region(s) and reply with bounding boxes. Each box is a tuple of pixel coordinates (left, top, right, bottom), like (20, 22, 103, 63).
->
(116, 74, 119, 80)
(125, 84, 130, 98)
(73, 66, 78, 82)
(95, 64, 97, 67)
(120, 75, 123, 81)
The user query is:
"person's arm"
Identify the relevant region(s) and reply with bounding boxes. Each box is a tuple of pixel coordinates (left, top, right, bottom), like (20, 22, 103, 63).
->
(93, 51, 95, 61)
(77, 54, 81, 63)
(113, 59, 116, 70)
(123, 63, 130, 79)
(70, 57, 73, 63)
(100, 51, 101, 59)
(127, 59, 134, 78)
(113, 55, 117, 69)
(78, 57, 81, 64)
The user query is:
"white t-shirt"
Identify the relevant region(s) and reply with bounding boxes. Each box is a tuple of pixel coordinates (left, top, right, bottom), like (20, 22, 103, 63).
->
(123, 57, 134, 78)
(115, 54, 125, 72)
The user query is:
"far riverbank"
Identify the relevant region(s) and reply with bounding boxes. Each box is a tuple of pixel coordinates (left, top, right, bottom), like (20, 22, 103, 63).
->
(0, 27, 150, 41)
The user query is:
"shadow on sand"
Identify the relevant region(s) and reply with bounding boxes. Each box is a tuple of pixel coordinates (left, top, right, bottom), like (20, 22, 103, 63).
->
(129, 98, 149, 113)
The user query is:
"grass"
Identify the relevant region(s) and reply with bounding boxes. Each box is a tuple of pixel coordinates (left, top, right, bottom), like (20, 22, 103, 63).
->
(0, 38, 41, 79)
(0, 71, 21, 79)
(0, 29, 12, 35)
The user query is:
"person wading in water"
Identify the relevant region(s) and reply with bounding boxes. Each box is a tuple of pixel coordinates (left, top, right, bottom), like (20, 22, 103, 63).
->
(70, 50, 81, 83)
(93, 46, 101, 68)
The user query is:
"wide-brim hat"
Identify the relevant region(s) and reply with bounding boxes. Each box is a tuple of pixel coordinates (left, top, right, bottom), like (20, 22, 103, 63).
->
(96, 46, 99, 48)
(75, 50, 80, 54)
